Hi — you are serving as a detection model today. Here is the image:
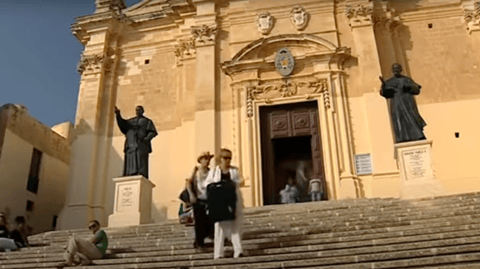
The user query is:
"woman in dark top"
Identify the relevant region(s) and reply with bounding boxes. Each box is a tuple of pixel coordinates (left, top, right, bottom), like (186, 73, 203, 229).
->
(0, 214, 9, 238)
(205, 148, 244, 259)
(9, 216, 29, 248)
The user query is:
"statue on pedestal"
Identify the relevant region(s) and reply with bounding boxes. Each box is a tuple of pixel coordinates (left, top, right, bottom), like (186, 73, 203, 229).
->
(114, 106, 157, 179)
(379, 63, 427, 143)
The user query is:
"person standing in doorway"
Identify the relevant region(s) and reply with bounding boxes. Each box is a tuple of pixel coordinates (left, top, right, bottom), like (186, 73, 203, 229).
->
(280, 175, 300, 204)
(309, 178, 323, 202)
(205, 148, 244, 259)
(185, 151, 215, 251)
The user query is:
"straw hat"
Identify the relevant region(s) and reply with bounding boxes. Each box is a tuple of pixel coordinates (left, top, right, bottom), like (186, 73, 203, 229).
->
(197, 151, 214, 163)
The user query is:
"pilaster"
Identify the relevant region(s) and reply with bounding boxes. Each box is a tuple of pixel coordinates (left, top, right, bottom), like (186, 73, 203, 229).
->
(58, 9, 126, 230)
(192, 0, 219, 159)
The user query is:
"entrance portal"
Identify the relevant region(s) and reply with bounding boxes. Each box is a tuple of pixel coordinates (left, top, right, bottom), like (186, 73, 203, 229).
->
(259, 101, 327, 205)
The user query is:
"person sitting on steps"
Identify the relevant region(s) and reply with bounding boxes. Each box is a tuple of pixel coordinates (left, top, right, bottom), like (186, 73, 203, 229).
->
(56, 220, 108, 268)
(9, 216, 30, 249)
(0, 213, 17, 252)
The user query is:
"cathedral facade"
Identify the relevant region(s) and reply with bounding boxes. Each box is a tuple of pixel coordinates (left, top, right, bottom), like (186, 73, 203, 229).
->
(58, 0, 480, 229)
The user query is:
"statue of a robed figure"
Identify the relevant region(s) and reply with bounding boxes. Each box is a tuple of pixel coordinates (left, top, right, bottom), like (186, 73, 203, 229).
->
(379, 63, 427, 143)
(114, 105, 157, 179)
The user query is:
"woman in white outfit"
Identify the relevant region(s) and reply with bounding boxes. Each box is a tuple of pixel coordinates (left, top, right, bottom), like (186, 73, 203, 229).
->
(204, 148, 244, 259)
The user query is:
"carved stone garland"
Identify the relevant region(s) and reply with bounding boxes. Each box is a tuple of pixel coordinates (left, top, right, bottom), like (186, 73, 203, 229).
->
(191, 24, 217, 44)
(464, 1, 480, 34)
(174, 38, 196, 65)
(77, 53, 114, 75)
(245, 78, 329, 117)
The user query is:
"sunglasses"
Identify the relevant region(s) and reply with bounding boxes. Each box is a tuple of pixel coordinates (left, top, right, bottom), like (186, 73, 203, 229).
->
(88, 224, 97, 230)
(221, 156, 232, 160)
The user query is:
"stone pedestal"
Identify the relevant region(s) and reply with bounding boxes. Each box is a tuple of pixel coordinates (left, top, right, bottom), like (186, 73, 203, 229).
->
(108, 175, 156, 227)
(394, 140, 445, 199)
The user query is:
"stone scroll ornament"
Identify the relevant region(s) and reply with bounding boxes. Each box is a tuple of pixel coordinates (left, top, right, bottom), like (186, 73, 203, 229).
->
(290, 6, 309, 30)
(257, 12, 274, 35)
(379, 63, 427, 143)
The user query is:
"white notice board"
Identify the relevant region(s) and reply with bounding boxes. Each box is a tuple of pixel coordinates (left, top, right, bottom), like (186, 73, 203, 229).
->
(355, 153, 373, 175)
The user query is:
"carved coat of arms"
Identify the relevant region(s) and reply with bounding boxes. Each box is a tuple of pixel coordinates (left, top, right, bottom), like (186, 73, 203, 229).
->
(291, 6, 308, 30)
(275, 48, 295, 77)
(257, 12, 273, 35)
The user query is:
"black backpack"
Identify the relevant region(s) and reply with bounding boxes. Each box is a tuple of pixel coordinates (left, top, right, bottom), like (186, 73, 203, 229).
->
(206, 180, 237, 223)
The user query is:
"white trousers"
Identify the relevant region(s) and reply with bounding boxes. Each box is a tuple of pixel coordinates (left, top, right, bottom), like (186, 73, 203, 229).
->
(214, 220, 243, 259)
(64, 235, 103, 265)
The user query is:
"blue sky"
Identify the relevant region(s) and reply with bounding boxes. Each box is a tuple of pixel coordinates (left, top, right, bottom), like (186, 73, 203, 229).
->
(0, 0, 139, 126)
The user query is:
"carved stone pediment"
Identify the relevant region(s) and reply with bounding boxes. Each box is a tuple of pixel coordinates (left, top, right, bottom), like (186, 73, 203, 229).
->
(222, 34, 350, 76)
(290, 6, 309, 31)
(257, 12, 274, 35)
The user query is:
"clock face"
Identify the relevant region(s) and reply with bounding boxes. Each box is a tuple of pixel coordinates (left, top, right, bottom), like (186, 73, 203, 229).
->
(275, 48, 294, 77)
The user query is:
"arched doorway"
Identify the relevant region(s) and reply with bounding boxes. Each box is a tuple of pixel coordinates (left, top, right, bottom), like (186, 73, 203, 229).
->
(259, 101, 327, 205)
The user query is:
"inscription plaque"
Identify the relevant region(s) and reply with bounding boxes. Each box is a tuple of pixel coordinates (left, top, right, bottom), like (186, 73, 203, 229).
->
(117, 183, 136, 211)
(355, 153, 373, 175)
(401, 148, 433, 181)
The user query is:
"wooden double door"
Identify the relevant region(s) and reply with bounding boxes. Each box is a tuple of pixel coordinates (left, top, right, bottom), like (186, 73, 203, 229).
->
(259, 101, 327, 205)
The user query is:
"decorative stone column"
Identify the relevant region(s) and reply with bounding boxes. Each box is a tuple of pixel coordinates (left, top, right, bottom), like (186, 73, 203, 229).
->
(395, 140, 445, 199)
(108, 176, 156, 227)
(191, 0, 218, 160)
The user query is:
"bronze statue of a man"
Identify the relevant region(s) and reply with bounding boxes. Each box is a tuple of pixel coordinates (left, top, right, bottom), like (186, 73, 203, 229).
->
(379, 63, 427, 143)
(114, 105, 157, 179)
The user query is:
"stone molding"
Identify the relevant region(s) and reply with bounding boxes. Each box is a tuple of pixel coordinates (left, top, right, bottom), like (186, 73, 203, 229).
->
(245, 78, 329, 117)
(290, 6, 309, 31)
(464, 1, 480, 34)
(191, 24, 217, 44)
(95, 0, 126, 13)
(257, 12, 274, 35)
(345, 3, 374, 28)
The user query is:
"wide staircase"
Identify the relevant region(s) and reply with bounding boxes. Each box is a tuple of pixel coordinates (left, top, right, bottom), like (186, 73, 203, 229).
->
(3, 192, 480, 269)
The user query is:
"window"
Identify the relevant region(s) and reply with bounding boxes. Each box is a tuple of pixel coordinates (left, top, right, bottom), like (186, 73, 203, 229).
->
(52, 216, 58, 229)
(26, 200, 34, 212)
(26, 148, 42, 193)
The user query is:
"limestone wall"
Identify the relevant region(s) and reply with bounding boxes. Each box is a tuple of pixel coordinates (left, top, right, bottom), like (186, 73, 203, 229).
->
(0, 105, 70, 234)
(62, 0, 480, 226)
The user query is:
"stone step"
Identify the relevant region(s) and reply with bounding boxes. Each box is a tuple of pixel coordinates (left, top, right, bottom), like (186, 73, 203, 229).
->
(8, 213, 480, 261)
(27, 202, 480, 245)
(4, 193, 480, 269)
(27, 192, 480, 241)
(27, 208, 480, 249)
(4, 220, 480, 267)
(3, 242, 480, 269)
